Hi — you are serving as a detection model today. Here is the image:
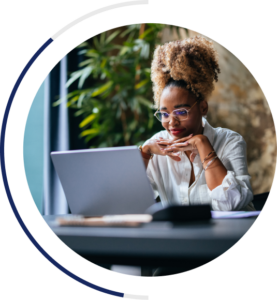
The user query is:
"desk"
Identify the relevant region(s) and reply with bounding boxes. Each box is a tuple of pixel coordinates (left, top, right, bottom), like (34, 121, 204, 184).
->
(44, 215, 256, 270)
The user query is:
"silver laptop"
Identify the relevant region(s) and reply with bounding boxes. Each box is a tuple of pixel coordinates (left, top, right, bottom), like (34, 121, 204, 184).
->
(50, 146, 155, 216)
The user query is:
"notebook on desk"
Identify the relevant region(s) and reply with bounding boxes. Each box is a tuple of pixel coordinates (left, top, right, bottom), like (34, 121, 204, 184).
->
(51, 146, 156, 216)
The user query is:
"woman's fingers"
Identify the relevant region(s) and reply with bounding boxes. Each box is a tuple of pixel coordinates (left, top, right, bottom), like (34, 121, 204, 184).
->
(156, 140, 174, 146)
(171, 142, 195, 151)
(165, 151, 181, 161)
(160, 147, 180, 155)
(173, 142, 189, 147)
(172, 133, 193, 144)
(161, 144, 194, 153)
(158, 144, 168, 149)
(156, 134, 193, 146)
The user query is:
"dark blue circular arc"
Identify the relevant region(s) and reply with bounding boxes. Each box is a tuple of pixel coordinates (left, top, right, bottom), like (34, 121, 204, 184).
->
(0, 38, 124, 298)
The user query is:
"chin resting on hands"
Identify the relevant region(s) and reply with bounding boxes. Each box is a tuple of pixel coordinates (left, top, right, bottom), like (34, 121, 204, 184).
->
(157, 134, 209, 162)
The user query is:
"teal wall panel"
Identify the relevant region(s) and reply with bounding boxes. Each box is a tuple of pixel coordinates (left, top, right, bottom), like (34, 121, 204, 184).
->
(23, 83, 44, 213)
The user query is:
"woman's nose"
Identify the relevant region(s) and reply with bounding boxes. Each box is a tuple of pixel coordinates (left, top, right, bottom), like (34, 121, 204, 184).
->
(169, 114, 179, 125)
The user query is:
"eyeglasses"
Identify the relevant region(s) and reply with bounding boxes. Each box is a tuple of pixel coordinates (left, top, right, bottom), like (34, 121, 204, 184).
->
(154, 101, 198, 122)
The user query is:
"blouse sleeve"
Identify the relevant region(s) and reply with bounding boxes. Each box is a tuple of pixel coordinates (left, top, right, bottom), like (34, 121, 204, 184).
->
(208, 135, 254, 211)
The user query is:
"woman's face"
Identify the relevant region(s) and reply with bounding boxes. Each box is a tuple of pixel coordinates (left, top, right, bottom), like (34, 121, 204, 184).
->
(159, 86, 208, 140)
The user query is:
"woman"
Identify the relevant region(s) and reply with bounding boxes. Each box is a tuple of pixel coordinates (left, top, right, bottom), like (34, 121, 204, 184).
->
(140, 36, 255, 211)
(140, 37, 255, 277)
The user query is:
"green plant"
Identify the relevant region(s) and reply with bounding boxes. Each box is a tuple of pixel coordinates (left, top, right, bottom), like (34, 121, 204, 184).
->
(55, 23, 187, 148)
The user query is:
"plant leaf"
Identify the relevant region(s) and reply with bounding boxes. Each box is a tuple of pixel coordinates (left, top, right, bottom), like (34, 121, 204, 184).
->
(67, 95, 80, 107)
(100, 32, 106, 45)
(77, 42, 89, 48)
(78, 66, 93, 89)
(135, 79, 148, 90)
(146, 22, 157, 27)
(138, 27, 153, 39)
(120, 101, 127, 110)
(53, 90, 83, 106)
(116, 106, 121, 118)
(91, 81, 113, 97)
(66, 70, 83, 88)
(93, 36, 101, 50)
(105, 30, 120, 44)
(79, 114, 96, 128)
(135, 96, 154, 108)
(78, 49, 87, 55)
(85, 132, 100, 142)
(120, 26, 135, 38)
(53, 96, 66, 107)
(124, 132, 131, 143)
(79, 58, 94, 67)
(148, 111, 154, 129)
(129, 120, 137, 130)
(77, 92, 86, 108)
(140, 43, 150, 59)
(80, 128, 99, 137)
(119, 46, 129, 56)
(100, 58, 107, 68)
(74, 109, 85, 117)
(102, 69, 112, 78)
(85, 50, 100, 58)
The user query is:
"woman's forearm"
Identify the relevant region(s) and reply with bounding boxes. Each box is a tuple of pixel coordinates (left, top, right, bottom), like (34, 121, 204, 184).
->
(142, 157, 150, 168)
(141, 145, 151, 168)
(195, 136, 227, 190)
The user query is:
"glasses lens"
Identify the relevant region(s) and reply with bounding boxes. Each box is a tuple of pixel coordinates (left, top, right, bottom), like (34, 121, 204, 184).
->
(156, 112, 170, 122)
(173, 109, 188, 120)
(155, 109, 189, 122)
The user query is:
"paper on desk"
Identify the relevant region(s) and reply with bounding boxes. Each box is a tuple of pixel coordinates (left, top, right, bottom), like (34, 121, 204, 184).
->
(57, 214, 153, 227)
(211, 211, 260, 219)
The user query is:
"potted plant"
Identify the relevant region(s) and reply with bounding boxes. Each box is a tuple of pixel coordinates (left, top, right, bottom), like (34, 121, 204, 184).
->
(55, 24, 186, 147)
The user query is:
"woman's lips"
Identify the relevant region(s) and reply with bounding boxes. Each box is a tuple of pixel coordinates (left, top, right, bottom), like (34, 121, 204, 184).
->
(170, 128, 184, 135)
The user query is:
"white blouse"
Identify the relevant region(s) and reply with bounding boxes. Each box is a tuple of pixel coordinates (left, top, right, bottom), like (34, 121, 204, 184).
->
(144, 118, 255, 211)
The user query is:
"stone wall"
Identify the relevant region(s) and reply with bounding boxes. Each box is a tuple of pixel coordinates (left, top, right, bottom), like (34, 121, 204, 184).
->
(162, 28, 276, 195)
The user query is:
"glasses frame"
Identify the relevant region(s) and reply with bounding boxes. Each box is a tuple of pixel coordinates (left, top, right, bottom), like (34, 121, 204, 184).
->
(154, 101, 198, 122)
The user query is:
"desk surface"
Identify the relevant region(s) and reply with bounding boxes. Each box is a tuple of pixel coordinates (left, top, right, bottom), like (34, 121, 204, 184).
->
(44, 214, 257, 267)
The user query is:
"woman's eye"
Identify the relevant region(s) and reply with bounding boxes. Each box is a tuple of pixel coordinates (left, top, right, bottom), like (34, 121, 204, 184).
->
(162, 113, 169, 118)
(175, 110, 187, 116)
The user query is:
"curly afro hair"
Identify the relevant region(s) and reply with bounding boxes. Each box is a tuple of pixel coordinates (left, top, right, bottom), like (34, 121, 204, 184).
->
(151, 36, 220, 108)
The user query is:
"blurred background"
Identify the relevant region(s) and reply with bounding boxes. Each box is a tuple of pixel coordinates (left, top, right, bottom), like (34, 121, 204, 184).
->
(24, 23, 276, 276)
(24, 23, 276, 216)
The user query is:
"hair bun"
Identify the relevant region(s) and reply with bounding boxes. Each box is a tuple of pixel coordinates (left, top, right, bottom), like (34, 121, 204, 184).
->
(151, 36, 220, 107)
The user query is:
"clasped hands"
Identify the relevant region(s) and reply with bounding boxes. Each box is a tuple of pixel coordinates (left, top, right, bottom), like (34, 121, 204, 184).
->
(144, 134, 202, 162)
